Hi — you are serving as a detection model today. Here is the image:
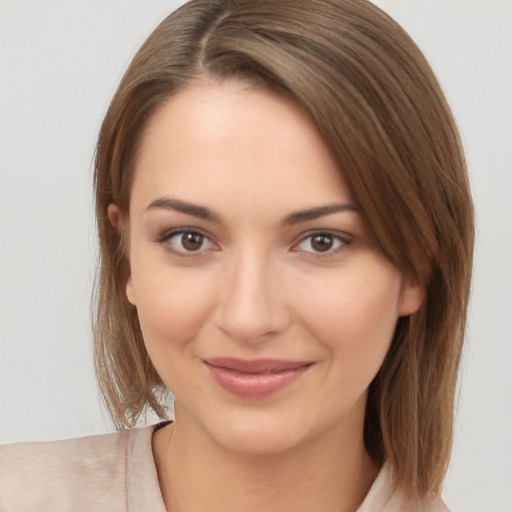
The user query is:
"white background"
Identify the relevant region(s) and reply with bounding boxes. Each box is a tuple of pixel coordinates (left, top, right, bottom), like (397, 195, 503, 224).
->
(1, 1, 511, 510)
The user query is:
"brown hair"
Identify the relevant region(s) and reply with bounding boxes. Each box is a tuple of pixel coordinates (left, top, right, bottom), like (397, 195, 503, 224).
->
(93, 0, 473, 499)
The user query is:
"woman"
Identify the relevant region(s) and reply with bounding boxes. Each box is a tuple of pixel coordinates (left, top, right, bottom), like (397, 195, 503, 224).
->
(0, 0, 473, 510)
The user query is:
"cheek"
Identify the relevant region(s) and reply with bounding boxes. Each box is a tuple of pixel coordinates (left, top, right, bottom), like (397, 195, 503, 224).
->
(296, 264, 402, 374)
(130, 262, 218, 351)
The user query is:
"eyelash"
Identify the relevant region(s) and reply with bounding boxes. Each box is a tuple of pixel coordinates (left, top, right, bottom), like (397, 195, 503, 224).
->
(156, 228, 218, 257)
(291, 231, 352, 258)
(156, 229, 352, 258)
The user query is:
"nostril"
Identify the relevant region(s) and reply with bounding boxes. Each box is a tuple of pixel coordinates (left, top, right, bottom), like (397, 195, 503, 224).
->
(213, 258, 292, 342)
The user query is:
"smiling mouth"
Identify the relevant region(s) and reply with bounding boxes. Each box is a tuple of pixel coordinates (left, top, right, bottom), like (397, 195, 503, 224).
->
(203, 358, 313, 397)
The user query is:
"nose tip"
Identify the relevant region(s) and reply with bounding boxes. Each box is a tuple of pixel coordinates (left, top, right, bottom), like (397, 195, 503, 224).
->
(213, 258, 291, 344)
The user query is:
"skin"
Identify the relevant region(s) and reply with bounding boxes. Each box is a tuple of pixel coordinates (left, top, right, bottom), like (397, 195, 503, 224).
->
(109, 80, 423, 512)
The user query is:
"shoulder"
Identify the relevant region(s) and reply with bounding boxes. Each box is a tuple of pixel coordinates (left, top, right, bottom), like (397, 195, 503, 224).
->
(0, 424, 162, 511)
(358, 463, 451, 512)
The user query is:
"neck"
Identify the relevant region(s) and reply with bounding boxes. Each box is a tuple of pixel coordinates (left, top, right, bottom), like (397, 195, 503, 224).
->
(153, 408, 379, 512)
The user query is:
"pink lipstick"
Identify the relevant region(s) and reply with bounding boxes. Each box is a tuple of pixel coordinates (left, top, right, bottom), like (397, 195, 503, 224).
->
(203, 358, 312, 398)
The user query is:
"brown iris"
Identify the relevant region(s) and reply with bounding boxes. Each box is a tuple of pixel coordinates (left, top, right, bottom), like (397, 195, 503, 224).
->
(311, 234, 334, 252)
(182, 232, 204, 251)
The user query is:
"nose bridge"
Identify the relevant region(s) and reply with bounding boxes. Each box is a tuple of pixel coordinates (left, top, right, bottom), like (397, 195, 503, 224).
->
(214, 243, 290, 343)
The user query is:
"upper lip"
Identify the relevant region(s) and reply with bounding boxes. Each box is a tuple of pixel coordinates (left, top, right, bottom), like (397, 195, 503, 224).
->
(204, 357, 312, 374)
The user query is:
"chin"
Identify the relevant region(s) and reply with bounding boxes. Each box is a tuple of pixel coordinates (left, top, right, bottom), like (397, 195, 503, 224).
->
(178, 402, 311, 456)
(211, 422, 308, 456)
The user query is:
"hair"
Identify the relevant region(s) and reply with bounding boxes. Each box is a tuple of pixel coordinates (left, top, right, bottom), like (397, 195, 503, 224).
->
(93, 0, 474, 500)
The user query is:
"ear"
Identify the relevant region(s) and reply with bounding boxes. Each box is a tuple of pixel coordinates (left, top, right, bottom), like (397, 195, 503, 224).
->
(125, 276, 136, 306)
(107, 203, 123, 230)
(107, 204, 136, 306)
(397, 274, 424, 317)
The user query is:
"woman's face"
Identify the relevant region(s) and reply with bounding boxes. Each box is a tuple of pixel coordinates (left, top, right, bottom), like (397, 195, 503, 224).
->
(119, 80, 422, 454)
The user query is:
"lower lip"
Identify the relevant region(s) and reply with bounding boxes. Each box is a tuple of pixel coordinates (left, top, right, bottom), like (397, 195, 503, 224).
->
(205, 363, 311, 398)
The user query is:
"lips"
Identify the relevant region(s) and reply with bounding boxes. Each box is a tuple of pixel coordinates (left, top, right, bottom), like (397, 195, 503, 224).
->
(203, 358, 312, 398)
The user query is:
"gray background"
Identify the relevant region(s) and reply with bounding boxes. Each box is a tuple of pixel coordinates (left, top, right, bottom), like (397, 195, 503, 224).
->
(1, 1, 511, 510)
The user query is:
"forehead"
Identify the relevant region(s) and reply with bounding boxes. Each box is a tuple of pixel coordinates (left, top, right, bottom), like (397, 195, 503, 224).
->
(130, 80, 354, 215)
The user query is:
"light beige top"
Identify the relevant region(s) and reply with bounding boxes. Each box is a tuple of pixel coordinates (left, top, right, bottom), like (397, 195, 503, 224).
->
(0, 424, 449, 511)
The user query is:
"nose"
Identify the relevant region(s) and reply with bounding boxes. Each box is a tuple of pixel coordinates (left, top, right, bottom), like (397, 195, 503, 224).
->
(213, 249, 292, 344)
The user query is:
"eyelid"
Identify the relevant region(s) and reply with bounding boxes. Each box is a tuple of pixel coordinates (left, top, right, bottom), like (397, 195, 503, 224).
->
(156, 227, 219, 257)
(290, 230, 353, 256)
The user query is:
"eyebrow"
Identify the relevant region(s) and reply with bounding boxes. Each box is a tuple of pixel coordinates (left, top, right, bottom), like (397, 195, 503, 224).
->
(145, 197, 358, 225)
(145, 197, 222, 222)
(283, 203, 358, 225)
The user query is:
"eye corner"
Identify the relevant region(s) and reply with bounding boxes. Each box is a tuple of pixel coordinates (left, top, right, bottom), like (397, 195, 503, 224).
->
(290, 230, 353, 258)
(156, 227, 220, 258)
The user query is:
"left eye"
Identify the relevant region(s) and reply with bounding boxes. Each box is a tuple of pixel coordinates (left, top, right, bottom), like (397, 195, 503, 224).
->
(294, 232, 347, 254)
(163, 230, 214, 255)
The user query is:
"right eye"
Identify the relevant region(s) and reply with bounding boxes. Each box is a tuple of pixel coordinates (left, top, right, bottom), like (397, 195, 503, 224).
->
(158, 229, 216, 257)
